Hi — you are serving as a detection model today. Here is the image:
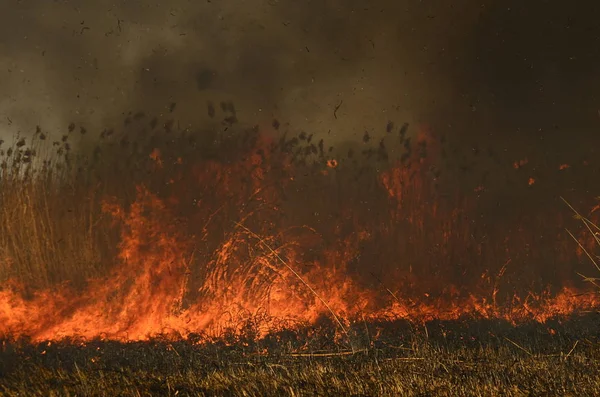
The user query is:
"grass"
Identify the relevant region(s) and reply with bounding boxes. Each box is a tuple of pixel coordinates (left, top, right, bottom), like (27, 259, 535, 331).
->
(0, 107, 595, 297)
(2, 316, 600, 396)
(562, 196, 600, 291)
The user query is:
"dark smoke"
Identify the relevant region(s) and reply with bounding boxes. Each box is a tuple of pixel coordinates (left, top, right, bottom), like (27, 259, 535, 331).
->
(0, 0, 599, 156)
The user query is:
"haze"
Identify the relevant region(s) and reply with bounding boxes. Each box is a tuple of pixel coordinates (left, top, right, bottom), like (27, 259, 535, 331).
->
(0, 0, 599, 156)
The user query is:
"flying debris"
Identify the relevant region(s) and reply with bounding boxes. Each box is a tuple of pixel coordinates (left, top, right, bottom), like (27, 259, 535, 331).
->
(399, 123, 409, 142)
(362, 131, 371, 143)
(333, 100, 343, 119)
(207, 102, 215, 118)
(386, 121, 394, 133)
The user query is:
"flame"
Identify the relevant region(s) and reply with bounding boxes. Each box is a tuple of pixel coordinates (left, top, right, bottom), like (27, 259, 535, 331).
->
(0, 126, 598, 343)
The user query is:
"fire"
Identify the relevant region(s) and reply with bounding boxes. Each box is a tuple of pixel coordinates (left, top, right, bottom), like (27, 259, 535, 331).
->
(0, 124, 598, 343)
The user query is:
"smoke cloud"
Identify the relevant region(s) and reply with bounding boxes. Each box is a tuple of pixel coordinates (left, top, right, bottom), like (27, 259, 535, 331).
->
(0, 0, 599, 154)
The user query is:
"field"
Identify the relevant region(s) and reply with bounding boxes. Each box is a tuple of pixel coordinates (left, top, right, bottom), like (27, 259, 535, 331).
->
(2, 316, 600, 396)
(0, 110, 599, 395)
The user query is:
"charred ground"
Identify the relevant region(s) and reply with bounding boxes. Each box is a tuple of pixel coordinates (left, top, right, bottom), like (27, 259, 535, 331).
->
(2, 315, 600, 396)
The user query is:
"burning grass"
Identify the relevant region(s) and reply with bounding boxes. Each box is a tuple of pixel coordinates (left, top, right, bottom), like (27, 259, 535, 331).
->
(0, 105, 600, 395)
(0, 104, 598, 344)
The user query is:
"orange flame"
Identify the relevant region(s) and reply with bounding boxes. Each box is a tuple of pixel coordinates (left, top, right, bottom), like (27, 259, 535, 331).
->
(0, 128, 598, 343)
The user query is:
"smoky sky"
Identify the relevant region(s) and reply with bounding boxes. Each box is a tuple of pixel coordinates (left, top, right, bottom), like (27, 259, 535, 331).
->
(1, 0, 599, 153)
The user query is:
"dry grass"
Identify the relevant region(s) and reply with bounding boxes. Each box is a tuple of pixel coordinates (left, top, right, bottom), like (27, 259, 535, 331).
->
(0, 112, 278, 290)
(0, 132, 92, 287)
(2, 317, 600, 396)
(562, 196, 600, 292)
(0, 109, 594, 300)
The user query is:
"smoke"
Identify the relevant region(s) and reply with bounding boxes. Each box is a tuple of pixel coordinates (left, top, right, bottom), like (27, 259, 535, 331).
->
(0, 0, 599, 153)
(0, 0, 467, 141)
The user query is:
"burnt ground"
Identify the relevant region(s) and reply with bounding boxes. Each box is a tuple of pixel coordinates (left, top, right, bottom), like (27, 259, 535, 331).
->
(1, 314, 600, 396)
